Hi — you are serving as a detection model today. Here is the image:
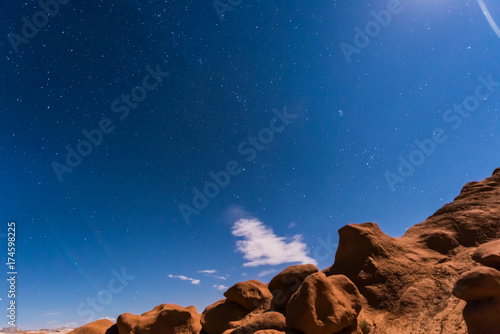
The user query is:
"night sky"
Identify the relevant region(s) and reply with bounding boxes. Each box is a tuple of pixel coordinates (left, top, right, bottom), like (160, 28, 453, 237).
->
(1, 0, 500, 329)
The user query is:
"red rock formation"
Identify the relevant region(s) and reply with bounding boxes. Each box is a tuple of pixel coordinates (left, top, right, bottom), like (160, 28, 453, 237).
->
(223, 280, 272, 312)
(117, 304, 201, 334)
(453, 241, 500, 334)
(268, 264, 318, 312)
(472, 239, 500, 269)
(285, 272, 362, 334)
(201, 299, 249, 334)
(68, 319, 117, 334)
(222, 312, 286, 334)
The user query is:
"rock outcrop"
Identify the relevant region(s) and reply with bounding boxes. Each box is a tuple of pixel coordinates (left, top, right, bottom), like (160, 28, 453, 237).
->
(201, 299, 249, 334)
(68, 320, 117, 334)
(224, 280, 272, 312)
(453, 240, 500, 334)
(472, 239, 500, 269)
(222, 312, 287, 334)
(319, 168, 500, 333)
(268, 264, 318, 312)
(285, 272, 362, 334)
(117, 304, 201, 334)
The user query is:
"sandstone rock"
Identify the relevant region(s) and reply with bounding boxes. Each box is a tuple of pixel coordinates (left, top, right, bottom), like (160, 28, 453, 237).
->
(253, 330, 301, 334)
(323, 222, 423, 309)
(418, 230, 459, 255)
(452, 266, 500, 301)
(117, 304, 201, 334)
(472, 239, 500, 269)
(224, 280, 272, 312)
(398, 278, 438, 310)
(222, 312, 286, 334)
(405, 167, 500, 246)
(268, 264, 318, 312)
(462, 297, 500, 334)
(285, 272, 362, 334)
(68, 319, 117, 334)
(201, 299, 249, 334)
(453, 266, 500, 334)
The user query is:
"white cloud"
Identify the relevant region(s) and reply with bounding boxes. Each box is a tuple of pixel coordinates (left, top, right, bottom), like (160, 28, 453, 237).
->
(168, 274, 201, 285)
(213, 285, 228, 291)
(257, 269, 279, 278)
(232, 218, 318, 267)
(198, 269, 216, 274)
(198, 269, 228, 280)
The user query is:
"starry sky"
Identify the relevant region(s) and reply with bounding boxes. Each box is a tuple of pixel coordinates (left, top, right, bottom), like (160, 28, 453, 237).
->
(1, 0, 500, 329)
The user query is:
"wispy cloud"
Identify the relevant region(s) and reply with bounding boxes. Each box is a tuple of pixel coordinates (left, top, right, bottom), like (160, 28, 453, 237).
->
(213, 284, 228, 291)
(168, 274, 200, 285)
(232, 218, 318, 267)
(198, 269, 216, 274)
(224, 205, 255, 222)
(198, 269, 228, 280)
(257, 269, 279, 278)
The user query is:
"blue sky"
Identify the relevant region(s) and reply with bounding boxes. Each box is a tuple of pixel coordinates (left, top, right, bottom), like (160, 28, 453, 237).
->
(1, 0, 500, 329)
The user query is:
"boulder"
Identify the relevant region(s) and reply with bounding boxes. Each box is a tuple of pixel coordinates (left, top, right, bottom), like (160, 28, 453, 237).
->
(253, 330, 301, 334)
(472, 239, 500, 269)
(268, 264, 318, 312)
(224, 280, 272, 312)
(286, 272, 363, 334)
(68, 319, 117, 334)
(201, 299, 249, 334)
(323, 222, 423, 309)
(453, 266, 500, 334)
(452, 266, 500, 302)
(222, 312, 286, 334)
(117, 304, 201, 334)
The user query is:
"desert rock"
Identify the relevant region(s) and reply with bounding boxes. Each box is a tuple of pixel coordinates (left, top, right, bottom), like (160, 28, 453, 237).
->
(285, 272, 362, 334)
(201, 299, 249, 334)
(68, 320, 117, 334)
(452, 266, 500, 333)
(222, 312, 286, 334)
(117, 304, 201, 334)
(268, 264, 318, 312)
(453, 266, 500, 301)
(472, 239, 500, 269)
(224, 280, 272, 312)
